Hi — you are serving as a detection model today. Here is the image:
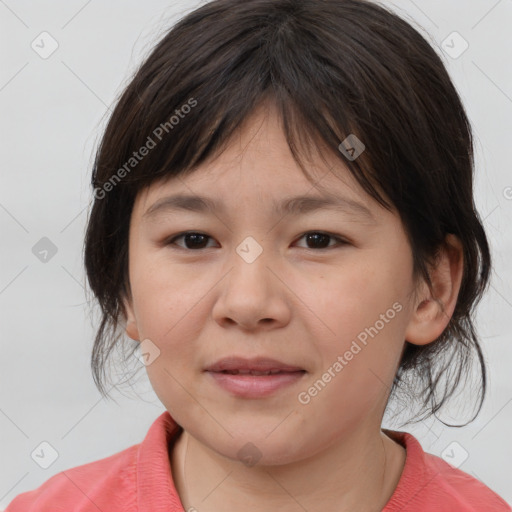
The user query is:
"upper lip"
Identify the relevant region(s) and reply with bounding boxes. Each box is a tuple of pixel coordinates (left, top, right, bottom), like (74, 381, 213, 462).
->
(205, 357, 305, 373)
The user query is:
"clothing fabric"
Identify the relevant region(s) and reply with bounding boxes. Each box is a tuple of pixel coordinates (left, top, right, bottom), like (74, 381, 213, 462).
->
(5, 411, 510, 511)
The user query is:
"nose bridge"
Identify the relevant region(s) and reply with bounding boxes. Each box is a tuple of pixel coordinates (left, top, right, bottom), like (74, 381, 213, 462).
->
(235, 234, 266, 266)
(212, 233, 289, 329)
(228, 233, 274, 293)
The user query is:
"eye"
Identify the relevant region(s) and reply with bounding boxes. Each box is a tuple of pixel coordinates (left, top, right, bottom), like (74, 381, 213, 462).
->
(166, 232, 216, 250)
(294, 232, 348, 250)
(164, 231, 348, 251)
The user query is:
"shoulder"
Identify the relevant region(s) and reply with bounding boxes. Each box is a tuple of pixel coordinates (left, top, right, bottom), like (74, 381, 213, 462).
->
(4, 411, 181, 512)
(420, 449, 510, 511)
(383, 430, 511, 512)
(4, 444, 139, 512)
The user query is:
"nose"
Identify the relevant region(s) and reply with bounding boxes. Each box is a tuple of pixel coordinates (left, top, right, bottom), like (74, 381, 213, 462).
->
(211, 243, 291, 331)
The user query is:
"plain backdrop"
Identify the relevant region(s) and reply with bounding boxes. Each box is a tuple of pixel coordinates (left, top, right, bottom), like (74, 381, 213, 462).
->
(1, 0, 511, 508)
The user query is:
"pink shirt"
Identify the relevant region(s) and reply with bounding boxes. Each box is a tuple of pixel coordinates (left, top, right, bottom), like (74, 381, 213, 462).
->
(5, 411, 510, 511)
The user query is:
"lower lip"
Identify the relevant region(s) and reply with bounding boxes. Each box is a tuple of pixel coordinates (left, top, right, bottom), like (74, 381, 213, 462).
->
(206, 371, 306, 398)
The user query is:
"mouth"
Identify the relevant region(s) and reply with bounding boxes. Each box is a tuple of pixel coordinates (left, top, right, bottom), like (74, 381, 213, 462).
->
(215, 369, 306, 376)
(204, 356, 306, 374)
(204, 357, 307, 398)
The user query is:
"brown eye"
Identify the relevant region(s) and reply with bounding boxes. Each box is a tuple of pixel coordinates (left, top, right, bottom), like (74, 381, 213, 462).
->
(296, 232, 348, 250)
(167, 232, 215, 250)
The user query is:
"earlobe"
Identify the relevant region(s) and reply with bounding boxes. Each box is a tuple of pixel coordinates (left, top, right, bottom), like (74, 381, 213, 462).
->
(404, 234, 464, 346)
(123, 297, 140, 342)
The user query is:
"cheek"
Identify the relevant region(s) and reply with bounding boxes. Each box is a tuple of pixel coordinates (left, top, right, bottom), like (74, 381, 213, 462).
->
(303, 314, 405, 430)
(304, 264, 407, 386)
(298, 263, 393, 341)
(134, 266, 208, 408)
(130, 253, 204, 335)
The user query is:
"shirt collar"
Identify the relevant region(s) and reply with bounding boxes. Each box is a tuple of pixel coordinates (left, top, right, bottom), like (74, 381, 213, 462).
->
(137, 411, 184, 512)
(135, 412, 422, 512)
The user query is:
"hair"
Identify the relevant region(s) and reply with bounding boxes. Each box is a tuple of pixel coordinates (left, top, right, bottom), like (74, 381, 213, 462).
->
(83, 0, 491, 425)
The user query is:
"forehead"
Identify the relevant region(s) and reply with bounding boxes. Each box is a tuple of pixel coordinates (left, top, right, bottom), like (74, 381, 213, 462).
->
(133, 103, 391, 224)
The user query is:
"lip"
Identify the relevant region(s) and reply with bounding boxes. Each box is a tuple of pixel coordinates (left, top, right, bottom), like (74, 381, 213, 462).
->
(206, 370, 306, 398)
(204, 356, 304, 373)
(204, 356, 306, 398)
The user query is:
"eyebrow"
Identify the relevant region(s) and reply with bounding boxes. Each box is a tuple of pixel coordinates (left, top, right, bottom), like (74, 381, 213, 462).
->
(142, 193, 376, 223)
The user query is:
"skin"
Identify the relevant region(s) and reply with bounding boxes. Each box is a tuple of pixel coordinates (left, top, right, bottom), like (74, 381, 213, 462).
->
(123, 101, 464, 512)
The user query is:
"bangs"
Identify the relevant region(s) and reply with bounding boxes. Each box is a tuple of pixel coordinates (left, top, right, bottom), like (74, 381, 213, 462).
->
(91, 0, 411, 213)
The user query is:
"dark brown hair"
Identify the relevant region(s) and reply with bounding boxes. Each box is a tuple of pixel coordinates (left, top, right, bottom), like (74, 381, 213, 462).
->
(83, 0, 491, 425)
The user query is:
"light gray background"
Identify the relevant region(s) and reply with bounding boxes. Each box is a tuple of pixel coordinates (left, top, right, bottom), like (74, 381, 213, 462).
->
(1, 0, 511, 508)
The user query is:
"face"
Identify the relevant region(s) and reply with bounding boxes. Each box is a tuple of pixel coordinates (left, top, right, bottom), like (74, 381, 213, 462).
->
(123, 103, 423, 466)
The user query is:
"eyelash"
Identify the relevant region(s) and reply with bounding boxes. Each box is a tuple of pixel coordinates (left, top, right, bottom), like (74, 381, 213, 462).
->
(164, 231, 349, 251)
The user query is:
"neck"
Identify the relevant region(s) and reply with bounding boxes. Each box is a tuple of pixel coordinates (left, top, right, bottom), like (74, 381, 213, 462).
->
(170, 420, 406, 512)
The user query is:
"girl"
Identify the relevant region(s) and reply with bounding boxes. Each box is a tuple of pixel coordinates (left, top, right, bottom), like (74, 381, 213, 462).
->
(6, 0, 510, 510)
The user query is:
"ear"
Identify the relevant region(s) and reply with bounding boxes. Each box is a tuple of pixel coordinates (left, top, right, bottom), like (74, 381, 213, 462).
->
(404, 234, 464, 346)
(122, 295, 141, 342)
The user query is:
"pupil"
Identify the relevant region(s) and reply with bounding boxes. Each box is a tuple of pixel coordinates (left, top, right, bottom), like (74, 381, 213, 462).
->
(186, 233, 208, 249)
(307, 233, 329, 248)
